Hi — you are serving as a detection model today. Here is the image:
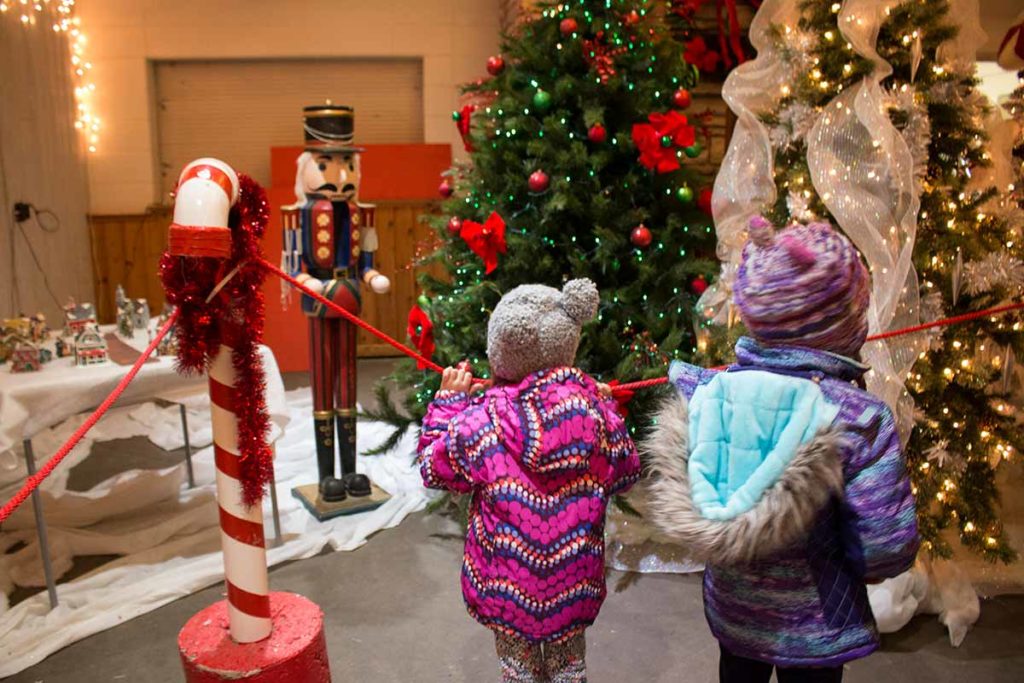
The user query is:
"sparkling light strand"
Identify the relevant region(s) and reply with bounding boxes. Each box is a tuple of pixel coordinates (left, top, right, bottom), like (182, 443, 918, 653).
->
(2, 0, 100, 152)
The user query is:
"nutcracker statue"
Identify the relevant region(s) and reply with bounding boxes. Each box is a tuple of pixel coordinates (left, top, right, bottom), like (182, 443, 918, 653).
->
(281, 104, 391, 506)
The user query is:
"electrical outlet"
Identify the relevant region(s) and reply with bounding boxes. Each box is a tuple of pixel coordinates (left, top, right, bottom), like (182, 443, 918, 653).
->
(13, 202, 31, 223)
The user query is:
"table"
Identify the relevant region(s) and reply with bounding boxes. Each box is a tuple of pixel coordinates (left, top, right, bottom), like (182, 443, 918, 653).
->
(0, 328, 290, 609)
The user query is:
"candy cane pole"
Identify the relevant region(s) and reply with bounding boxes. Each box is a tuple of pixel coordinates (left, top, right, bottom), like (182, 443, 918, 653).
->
(168, 158, 271, 643)
(167, 159, 331, 682)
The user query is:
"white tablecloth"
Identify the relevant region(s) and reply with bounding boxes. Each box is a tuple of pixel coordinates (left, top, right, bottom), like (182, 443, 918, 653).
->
(0, 326, 288, 489)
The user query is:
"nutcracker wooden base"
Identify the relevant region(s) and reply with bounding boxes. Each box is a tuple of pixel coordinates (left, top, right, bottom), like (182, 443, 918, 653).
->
(178, 592, 330, 683)
(292, 482, 390, 521)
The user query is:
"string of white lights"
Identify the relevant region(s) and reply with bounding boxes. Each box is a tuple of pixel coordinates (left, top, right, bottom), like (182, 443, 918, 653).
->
(1, 0, 100, 153)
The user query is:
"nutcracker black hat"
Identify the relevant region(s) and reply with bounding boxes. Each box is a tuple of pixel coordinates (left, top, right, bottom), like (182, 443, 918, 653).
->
(303, 103, 363, 153)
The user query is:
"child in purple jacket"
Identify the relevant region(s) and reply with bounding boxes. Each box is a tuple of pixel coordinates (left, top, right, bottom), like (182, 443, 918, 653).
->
(646, 217, 920, 682)
(418, 278, 640, 683)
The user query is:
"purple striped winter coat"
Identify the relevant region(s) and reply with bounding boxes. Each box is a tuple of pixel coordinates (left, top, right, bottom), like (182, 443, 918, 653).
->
(646, 338, 920, 667)
(418, 367, 640, 643)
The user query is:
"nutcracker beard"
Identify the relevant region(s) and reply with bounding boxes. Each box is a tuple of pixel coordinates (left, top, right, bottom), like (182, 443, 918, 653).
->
(306, 286, 372, 502)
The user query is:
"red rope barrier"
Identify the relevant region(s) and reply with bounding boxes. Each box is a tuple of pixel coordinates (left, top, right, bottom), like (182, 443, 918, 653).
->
(610, 301, 1024, 392)
(0, 311, 179, 525)
(263, 258, 1024, 394)
(259, 260, 445, 374)
(866, 301, 1024, 341)
(1, 260, 1022, 524)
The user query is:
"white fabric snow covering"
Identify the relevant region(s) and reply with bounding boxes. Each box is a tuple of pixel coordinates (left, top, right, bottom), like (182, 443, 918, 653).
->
(0, 388, 432, 677)
(868, 556, 981, 647)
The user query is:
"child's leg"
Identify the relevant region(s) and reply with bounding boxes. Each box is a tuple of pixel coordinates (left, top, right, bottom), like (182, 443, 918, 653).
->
(776, 665, 844, 683)
(494, 632, 545, 682)
(718, 645, 773, 683)
(543, 632, 587, 683)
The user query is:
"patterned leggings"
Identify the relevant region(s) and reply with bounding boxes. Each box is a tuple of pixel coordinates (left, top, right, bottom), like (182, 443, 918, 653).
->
(494, 632, 587, 683)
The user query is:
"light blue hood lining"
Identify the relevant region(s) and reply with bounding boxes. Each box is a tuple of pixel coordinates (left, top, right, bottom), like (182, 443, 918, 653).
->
(687, 370, 839, 522)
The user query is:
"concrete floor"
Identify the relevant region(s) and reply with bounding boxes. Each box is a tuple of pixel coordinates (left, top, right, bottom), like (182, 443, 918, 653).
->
(8, 512, 1024, 682)
(7, 360, 1024, 681)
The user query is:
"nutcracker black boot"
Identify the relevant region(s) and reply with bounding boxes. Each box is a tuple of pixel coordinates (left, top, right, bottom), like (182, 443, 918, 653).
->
(314, 414, 346, 502)
(336, 409, 371, 497)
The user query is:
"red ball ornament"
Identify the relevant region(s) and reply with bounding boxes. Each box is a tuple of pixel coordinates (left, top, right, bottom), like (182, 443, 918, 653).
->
(672, 88, 693, 109)
(447, 216, 462, 235)
(690, 275, 709, 296)
(624, 9, 641, 26)
(587, 123, 607, 143)
(438, 179, 453, 198)
(630, 224, 652, 248)
(560, 17, 578, 36)
(528, 169, 550, 193)
(486, 55, 505, 76)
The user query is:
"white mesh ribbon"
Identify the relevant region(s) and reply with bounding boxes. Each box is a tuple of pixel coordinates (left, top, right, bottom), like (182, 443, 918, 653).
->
(936, 0, 986, 63)
(806, 0, 922, 440)
(697, 0, 802, 324)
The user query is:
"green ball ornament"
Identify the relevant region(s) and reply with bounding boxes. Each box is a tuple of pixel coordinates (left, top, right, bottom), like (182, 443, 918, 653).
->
(451, 110, 461, 122)
(417, 294, 431, 309)
(533, 89, 552, 111)
(660, 135, 674, 148)
(684, 142, 703, 158)
(677, 186, 694, 203)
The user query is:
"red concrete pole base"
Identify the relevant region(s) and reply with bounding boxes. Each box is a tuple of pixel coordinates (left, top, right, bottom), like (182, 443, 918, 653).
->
(178, 592, 330, 683)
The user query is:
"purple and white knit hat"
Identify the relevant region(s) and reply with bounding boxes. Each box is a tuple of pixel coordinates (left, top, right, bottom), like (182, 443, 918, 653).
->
(733, 216, 870, 358)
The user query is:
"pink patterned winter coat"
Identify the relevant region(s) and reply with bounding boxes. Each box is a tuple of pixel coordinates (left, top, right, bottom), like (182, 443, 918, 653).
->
(418, 367, 640, 642)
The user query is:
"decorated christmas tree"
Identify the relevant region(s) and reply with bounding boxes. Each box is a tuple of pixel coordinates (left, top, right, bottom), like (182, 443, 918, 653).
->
(714, 0, 1023, 561)
(371, 0, 717, 448)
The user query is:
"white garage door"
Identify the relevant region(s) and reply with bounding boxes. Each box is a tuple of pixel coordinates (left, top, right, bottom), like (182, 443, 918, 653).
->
(154, 58, 423, 198)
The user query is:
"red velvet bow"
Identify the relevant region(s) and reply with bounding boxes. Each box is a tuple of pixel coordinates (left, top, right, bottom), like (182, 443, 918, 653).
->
(460, 211, 507, 274)
(456, 104, 475, 152)
(998, 16, 1024, 69)
(684, 36, 722, 74)
(407, 305, 435, 368)
(631, 111, 697, 174)
(607, 380, 636, 418)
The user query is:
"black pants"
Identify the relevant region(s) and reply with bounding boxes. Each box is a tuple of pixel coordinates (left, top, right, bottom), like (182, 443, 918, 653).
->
(719, 646, 843, 683)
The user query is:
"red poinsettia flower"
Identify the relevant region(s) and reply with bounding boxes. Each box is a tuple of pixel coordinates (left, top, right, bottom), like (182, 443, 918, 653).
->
(407, 305, 435, 369)
(460, 211, 507, 274)
(606, 380, 636, 418)
(685, 36, 721, 74)
(632, 110, 697, 174)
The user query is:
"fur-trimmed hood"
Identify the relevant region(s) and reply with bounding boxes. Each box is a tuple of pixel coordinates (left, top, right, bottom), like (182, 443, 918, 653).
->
(644, 390, 848, 566)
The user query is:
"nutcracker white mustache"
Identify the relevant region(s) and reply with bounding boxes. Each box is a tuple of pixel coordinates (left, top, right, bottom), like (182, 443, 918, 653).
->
(293, 151, 361, 203)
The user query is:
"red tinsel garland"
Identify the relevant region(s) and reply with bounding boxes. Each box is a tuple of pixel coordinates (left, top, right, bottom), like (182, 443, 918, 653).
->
(159, 174, 274, 507)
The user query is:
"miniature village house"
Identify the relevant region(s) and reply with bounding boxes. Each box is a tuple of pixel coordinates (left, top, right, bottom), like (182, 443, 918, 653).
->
(64, 301, 97, 336)
(73, 324, 108, 366)
(9, 339, 43, 373)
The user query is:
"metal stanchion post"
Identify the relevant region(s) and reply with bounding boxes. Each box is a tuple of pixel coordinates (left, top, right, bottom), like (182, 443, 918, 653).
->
(268, 460, 282, 545)
(180, 403, 196, 488)
(24, 438, 58, 609)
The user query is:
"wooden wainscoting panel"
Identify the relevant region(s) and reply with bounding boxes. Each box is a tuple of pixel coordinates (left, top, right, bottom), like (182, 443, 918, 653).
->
(89, 201, 440, 359)
(358, 201, 441, 357)
(89, 207, 172, 323)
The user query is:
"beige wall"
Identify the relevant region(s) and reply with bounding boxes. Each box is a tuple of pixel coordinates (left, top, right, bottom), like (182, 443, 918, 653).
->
(77, 0, 501, 214)
(0, 13, 93, 324)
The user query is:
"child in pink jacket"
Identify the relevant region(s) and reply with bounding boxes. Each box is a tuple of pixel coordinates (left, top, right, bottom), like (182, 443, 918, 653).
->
(418, 279, 640, 683)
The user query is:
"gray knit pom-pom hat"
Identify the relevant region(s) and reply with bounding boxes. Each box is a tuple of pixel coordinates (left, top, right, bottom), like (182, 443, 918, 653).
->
(487, 278, 599, 382)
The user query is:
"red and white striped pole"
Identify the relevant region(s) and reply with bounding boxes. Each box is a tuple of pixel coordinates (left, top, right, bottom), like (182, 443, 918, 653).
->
(167, 158, 331, 681)
(168, 158, 272, 643)
(209, 326, 271, 641)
